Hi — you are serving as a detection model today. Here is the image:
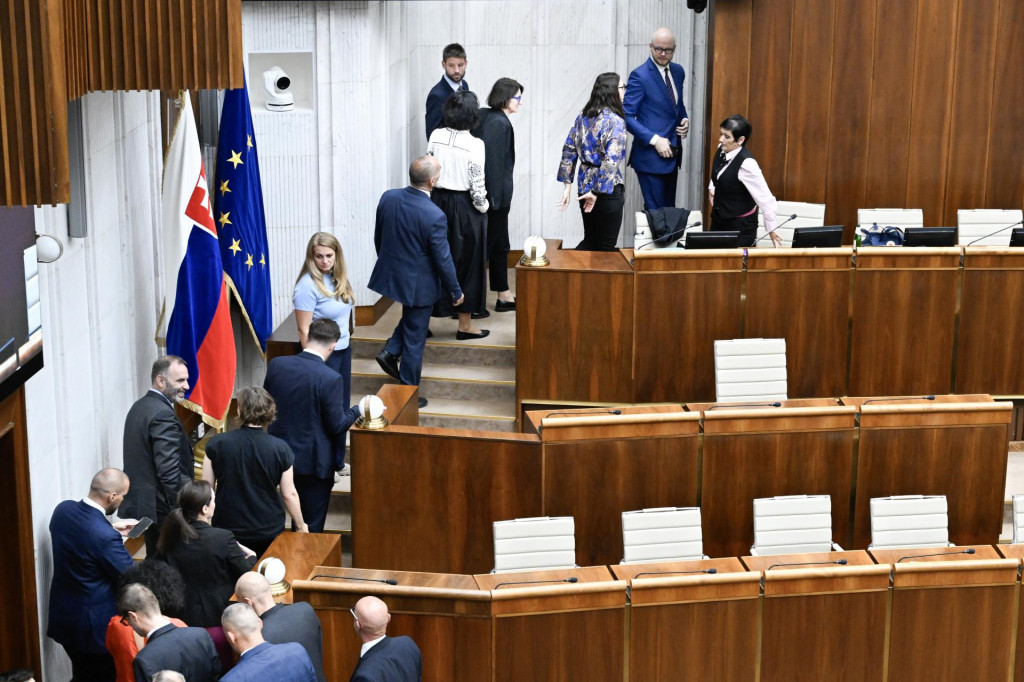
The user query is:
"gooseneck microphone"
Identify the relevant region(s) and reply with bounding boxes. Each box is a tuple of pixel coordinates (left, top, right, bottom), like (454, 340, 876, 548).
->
(965, 219, 1024, 247)
(633, 568, 718, 579)
(493, 577, 579, 589)
(543, 409, 622, 420)
(896, 548, 975, 563)
(766, 559, 848, 570)
(752, 214, 798, 246)
(707, 402, 782, 410)
(636, 220, 703, 250)
(861, 395, 935, 405)
(310, 575, 398, 585)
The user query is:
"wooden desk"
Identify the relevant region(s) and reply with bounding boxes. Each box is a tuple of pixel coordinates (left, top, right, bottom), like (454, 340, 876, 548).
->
(744, 550, 889, 682)
(846, 395, 1011, 548)
(266, 310, 301, 362)
(699, 405, 857, 557)
(870, 546, 1018, 681)
(260, 532, 341, 604)
(474, 567, 626, 682)
(611, 558, 759, 681)
(996, 544, 1024, 682)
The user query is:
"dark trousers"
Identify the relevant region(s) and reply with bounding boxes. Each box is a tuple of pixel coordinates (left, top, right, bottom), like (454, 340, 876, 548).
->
(576, 185, 624, 252)
(293, 474, 335, 533)
(635, 168, 679, 210)
(326, 345, 352, 406)
(384, 303, 433, 386)
(66, 647, 116, 682)
(486, 206, 511, 292)
(710, 208, 758, 247)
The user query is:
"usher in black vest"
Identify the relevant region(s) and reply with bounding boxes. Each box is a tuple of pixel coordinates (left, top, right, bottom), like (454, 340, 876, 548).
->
(711, 145, 755, 219)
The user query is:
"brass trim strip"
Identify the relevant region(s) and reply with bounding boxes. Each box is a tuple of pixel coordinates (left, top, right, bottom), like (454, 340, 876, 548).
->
(882, 581, 893, 682)
(754, 591, 764, 682)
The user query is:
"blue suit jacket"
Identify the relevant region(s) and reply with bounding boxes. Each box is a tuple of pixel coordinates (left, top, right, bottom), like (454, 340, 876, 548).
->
(368, 186, 462, 308)
(425, 76, 468, 140)
(264, 352, 359, 479)
(350, 636, 422, 682)
(221, 641, 317, 682)
(623, 57, 688, 174)
(46, 500, 134, 654)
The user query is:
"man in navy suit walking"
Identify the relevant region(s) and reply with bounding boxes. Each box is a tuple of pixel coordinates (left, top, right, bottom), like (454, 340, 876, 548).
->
(350, 596, 422, 682)
(425, 43, 469, 140)
(370, 156, 463, 408)
(264, 318, 360, 532)
(47, 468, 135, 682)
(221, 603, 317, 682)
(623, 27, 691, 211)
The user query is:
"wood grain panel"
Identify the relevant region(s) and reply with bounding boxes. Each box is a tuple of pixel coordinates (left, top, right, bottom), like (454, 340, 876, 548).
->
(957, 253, 1024, 394)
(493, 609, 624, 682)
(823, 0, 877, 238)
(351, 429, 542, 574)
(745, 250, 851, 397)
(985, 0, 1024, 210)
(542, 435, 700, 567)
(701, 428, 855, 558)
(746, 0, 793, 193)
(853, 424, 1008, 548)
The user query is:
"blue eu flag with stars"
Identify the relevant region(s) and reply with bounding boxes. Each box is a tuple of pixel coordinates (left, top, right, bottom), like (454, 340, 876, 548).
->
(214, 77, 272, 353)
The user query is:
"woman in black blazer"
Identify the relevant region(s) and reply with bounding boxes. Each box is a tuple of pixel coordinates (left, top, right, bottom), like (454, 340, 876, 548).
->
(475, 77, 523, 313)
(157, 480, 256, 669)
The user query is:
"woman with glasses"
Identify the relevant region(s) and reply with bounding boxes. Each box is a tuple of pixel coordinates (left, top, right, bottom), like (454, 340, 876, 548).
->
(556, 73, 628, 251)
(474, 77, 523, 313)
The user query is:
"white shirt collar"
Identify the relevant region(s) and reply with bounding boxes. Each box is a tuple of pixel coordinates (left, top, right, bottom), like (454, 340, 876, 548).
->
(82, 497, 109, 516)
(443, 74, 462, 91)
(360, 635, 386, 658)
(301, 348, 326, 361)
(723, 146, 743, 161)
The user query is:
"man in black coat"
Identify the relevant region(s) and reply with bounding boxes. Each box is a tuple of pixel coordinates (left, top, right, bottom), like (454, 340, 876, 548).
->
(350, 596, 422, 682)
(118, 583, 220, 682)
(424, 43, 468, 140)
(120, 356, 193, 555)
(236, 573, 326, 682)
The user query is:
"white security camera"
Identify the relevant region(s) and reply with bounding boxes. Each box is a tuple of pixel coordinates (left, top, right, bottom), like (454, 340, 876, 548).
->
(263, 67, 294, 112)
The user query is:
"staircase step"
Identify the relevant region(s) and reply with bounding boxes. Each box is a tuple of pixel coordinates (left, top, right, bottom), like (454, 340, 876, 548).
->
(352, 359, 514, 402)
(352, 336, 515, 368)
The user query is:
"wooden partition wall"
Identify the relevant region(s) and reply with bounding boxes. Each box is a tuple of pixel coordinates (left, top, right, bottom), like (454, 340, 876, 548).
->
(709, 0, 1024, 239)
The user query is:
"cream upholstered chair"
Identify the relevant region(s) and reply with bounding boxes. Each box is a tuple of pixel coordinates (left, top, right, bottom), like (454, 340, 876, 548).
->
(634, 210, 702, 249)
(753, 200, 827, 248)
(868, 495, 953, 550)
(750, 495, 842, 556)
(856, 208, 924, 233)
(492, 516, 576, 573)
(713, 338, 787, 403)
(957, 209, 1024, 246)
(621, 507, 707, 564)
(1012, 495, 1024, 544)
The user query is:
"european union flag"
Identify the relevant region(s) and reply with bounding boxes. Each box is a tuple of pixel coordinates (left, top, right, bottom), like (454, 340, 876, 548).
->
(214, 77, 272, 353)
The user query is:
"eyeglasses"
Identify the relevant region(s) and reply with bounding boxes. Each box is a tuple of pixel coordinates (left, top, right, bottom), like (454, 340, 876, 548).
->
(512, 95, 522, 102)
(350, 607, 357, 620)
(651, 46, 675, 55)
(618, 85, 627, 91)
(120, 614, 131, 627)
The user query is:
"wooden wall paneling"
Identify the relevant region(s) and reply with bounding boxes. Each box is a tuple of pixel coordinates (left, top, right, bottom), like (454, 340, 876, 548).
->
(745, 0, 793, 197)
(823, 0, 878, 239)
(781, 0, 835, 203)
(985, 0, 1024, 210)
(492, 609, 624, 682)
(1, 0, 27, 206)
(903, 0, 959, 225)
(862, 0, 915, 215)
(942, 0, 999, 221)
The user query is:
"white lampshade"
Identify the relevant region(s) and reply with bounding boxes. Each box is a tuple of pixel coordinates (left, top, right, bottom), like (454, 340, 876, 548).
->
(258, 557, 287, 584)
(360, 394, 385, 420)
(523, 235, 547, 260)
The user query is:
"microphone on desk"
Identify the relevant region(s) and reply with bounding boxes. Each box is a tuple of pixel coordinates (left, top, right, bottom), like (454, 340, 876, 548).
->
(493, 577, 579, 589)
(751, 214, 798, 247)
(766, 559, 848, 570)
(633, 568, 717, 579)
(637, 221, 702, 251)
(706, 402, 782, 410)
(895, 548, 975, 563)
(310, 574, 399, 585)
(861, 395, 935, 405)
(965, 219, 1024, 247)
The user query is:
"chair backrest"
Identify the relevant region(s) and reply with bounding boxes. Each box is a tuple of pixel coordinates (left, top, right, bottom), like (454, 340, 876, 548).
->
(751, 495, 835, 555)
(621, 507, 704, 564)
(957, 209, 1024, 246)
(1013, 495, 1024, 544)
(713, 338, 787, 403)
(634, 210, 702, 249)
(492, 516, 576, 573)
(869, 495, 950, 549)
(754, 200, 827, 248)
(856, 208, 924, 231)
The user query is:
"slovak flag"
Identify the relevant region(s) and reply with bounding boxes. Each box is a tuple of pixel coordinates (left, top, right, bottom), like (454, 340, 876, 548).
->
(160, 90, 236, 427)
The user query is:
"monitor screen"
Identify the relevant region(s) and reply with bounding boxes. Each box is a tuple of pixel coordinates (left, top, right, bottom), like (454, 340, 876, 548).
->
(1010, 228, 1024, 247)
(792, 225, 844, 248)
(684, 231, 741, 249)
(902, 227, 956, 247)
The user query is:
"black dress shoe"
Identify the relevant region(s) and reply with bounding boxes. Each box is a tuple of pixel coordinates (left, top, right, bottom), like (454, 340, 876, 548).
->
(426, 329, 433, 338)
(450, 310, 490, 319)
(375, 349, 400, 381)
(418, 397, 428, 408)
(495, 299, 516, 312)
(455, 329, 490, 340)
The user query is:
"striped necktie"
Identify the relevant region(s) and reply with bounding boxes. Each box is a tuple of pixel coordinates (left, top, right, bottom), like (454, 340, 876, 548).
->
(664, 68, 676, 106)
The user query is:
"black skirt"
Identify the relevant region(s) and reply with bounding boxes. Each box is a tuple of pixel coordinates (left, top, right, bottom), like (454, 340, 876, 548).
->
(431, 188, 488, 317)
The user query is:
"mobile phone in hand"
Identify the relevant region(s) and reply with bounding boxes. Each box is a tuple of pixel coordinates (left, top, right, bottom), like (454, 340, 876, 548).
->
(127, 517, 153, 539)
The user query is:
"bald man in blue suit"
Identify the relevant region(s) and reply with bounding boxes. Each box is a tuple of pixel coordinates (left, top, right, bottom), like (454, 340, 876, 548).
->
(221, 604, 317, 682)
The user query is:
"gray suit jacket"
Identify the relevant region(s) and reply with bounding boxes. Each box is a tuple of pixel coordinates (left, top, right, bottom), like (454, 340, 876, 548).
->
(121, 391, 192, 524)
(261, 601, 326, 682)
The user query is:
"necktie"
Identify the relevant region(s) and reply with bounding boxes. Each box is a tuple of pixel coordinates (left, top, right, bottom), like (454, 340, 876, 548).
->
(718, 148, 727, 165)
(664, 68, 676, 106)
